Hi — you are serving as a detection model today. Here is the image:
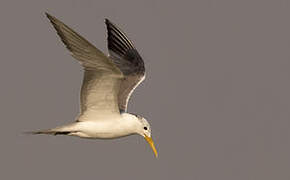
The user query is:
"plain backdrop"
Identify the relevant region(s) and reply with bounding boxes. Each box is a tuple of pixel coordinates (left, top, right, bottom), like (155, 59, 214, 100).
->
(1, 0, 290, 179)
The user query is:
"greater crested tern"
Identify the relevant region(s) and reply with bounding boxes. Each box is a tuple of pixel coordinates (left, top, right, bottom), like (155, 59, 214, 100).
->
(31, 13, 157, 157)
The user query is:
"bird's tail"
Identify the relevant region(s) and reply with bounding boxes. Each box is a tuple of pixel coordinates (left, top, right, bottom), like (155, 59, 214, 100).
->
(25, 123, 79, 136)
(24, 129, 71, 135)
(25, 129, 72, 135)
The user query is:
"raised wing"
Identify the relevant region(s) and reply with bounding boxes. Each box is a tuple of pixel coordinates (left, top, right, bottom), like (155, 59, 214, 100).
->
(105, 19, 145, 112)
(46, 13, 124, 121)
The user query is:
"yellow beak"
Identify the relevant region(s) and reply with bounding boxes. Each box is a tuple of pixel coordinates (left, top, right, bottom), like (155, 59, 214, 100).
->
(144, 135, 158, 158)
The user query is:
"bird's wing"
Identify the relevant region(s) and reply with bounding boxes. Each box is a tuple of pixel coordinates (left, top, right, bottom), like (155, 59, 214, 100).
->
(105, 19, 145, 112)
(46, 13, 124, 121)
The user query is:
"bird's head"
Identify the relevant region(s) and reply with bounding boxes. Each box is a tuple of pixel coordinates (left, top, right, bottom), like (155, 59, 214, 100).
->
(136, 115, 158, 158)
(125, 113, 158, 157)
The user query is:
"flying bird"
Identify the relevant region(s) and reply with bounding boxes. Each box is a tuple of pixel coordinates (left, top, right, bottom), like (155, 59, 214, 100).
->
(31, 13, 157, 157)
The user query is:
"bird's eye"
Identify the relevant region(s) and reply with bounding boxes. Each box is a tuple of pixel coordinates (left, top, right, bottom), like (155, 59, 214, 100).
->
(144, 127, 148, 130)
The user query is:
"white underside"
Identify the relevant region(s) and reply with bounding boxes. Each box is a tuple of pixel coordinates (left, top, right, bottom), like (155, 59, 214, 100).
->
(52, 113, 139, 139)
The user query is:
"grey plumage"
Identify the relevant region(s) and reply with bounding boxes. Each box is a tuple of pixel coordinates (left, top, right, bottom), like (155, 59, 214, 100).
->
(28, 13, 158, 157)
(45, 13, 146, 115)
(105, 19, 145, 112)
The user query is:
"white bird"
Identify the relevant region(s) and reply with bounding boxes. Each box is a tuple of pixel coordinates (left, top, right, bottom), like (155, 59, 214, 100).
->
(31, 13, 158, 157)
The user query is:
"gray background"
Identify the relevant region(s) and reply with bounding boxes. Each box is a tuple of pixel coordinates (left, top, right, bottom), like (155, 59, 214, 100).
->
(1, 0, 290, 179)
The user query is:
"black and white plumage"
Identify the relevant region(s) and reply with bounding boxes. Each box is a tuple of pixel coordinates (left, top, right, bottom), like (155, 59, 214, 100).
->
(31, 13, 157, 157)
(105, 19, 145, 112)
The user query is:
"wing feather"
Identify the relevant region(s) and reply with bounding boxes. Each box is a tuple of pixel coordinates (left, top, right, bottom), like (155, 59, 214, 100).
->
(46, 13, 121, 73)
(105, 19, 145, 112)
(46, 13, 124, 121)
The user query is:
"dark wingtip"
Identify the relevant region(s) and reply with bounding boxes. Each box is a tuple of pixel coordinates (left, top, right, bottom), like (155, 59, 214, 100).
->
(104, 18, 110, 23)
(45, 12, 60, 25)
(105, 18, 115, 29)
(45, 12, 53, 20)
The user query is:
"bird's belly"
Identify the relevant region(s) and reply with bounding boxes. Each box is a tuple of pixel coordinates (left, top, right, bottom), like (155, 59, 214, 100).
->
(75, 121, 133, 139)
